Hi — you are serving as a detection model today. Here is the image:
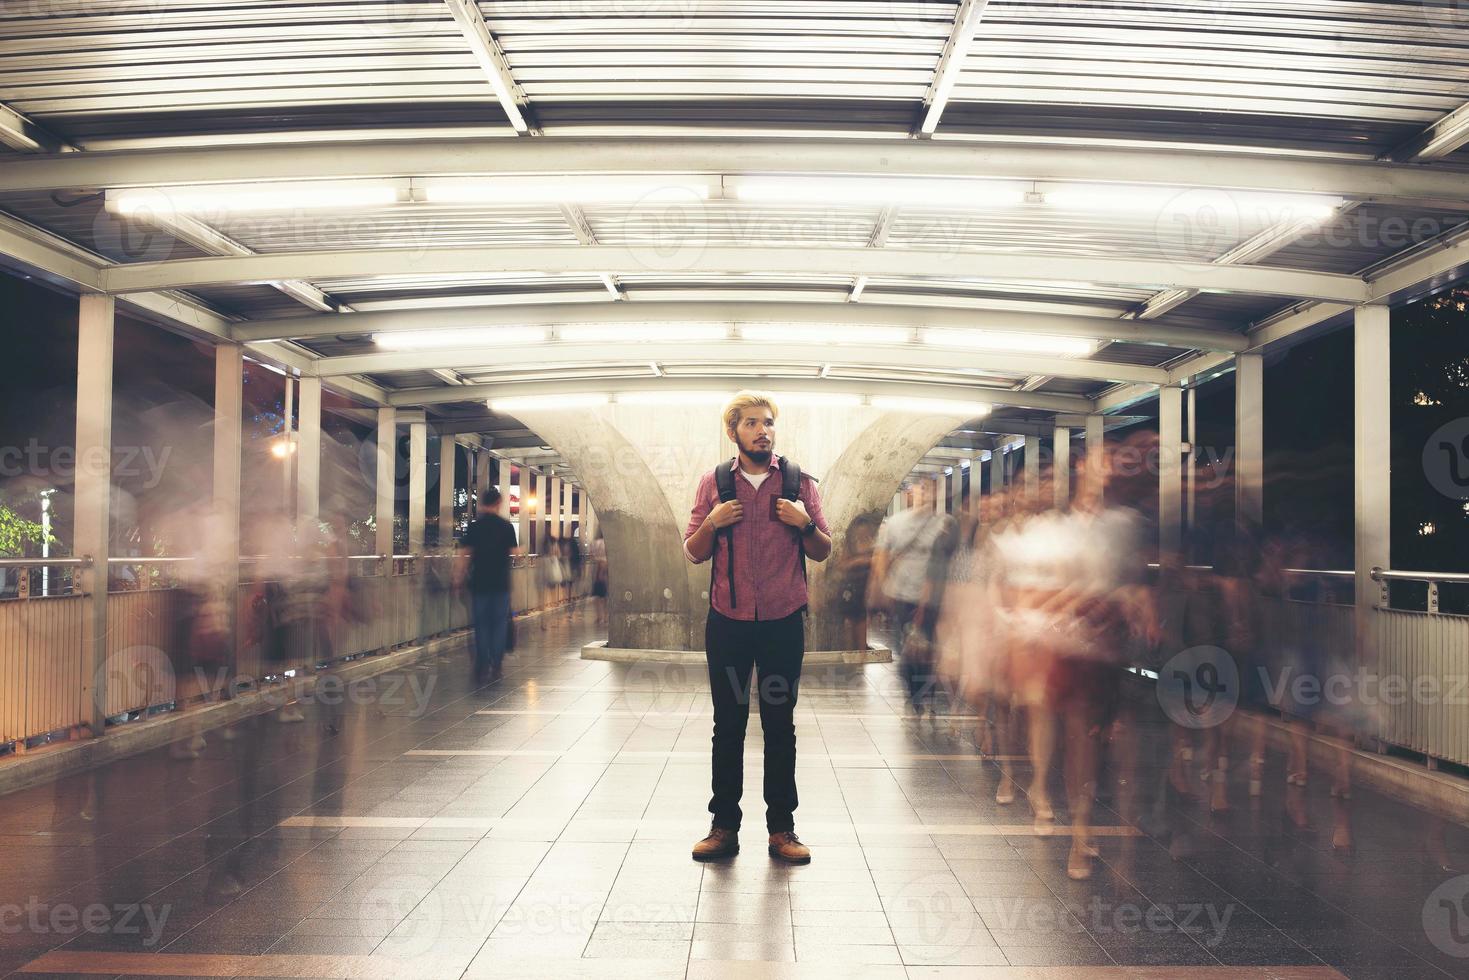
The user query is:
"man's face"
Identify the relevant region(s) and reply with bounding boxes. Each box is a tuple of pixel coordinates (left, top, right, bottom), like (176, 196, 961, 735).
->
(911, 480, 934, 509)
(732, 407, 775, 461)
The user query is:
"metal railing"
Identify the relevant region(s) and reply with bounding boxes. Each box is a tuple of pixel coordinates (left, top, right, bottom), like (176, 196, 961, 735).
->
(1372, 567, 1469, 616)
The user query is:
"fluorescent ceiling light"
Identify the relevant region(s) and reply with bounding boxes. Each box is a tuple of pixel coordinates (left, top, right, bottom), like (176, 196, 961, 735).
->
(732, 177, 1025, 209)
(921, 329, 1097, 357)
(614, 390, 728, 406)
(1039, 184, 1340, 221)
(740, 323, 911, 345)
(489, 393, 609, 413)
(107, 182, 400, 215)
(871, 396, 991, 418)
(422, 176, 714, 205)
(559, 323, 729, 343)
(373, 327, 546, 349)
(777, 392, 865, 408)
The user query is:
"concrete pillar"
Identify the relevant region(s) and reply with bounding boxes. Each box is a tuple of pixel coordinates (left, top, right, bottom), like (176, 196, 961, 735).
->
(521, 468, 535, 551)
(74, 295, 114, 735)
(408, 419, 426, 556)
(496, 458, 510, 518)
(214, 343, 243, 684)
(1085, 414, 1105, 501)
(545, 474, 560, 547)
(1024, 434, 1040, 504)
(438, 434, 455, 548)
(473, 447, 490, 506)
(296, 376, 320, 538)
(1186, 386, 1198, 535)
(1159, 386, 1184, 562)
(563, 479, 573, 537)
(374, 407, 396, 559)
(1355, 305, 1391, 673)
(948, 466, 962, 515)
(1053, 426, 1071, 509)
(1235, 354, 1264, 529)
(281, 373, 294, 512)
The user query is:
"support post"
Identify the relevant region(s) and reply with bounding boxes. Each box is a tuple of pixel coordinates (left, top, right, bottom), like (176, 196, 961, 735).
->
(1235, 354, 1264, 530)
(1024, 434, 1040, 504)
(281, 373, 294, 514)
(547, 474, 562, 543)
(75, 295, 114, 735)
(563, 479, 573, 537)
(408, 419, 426, 556)
(438, 434, 456, 548)
(1053, 426, 1071, 509)
(496, 458, 509, 518)
(1355, 305, 1391, 673)
(296, 376, 320, 538)
(1085, 413, 1105, 501)
(474, 448, 491, 508)
(1159, 386, 1184, 563)
(374, 407, 396, 561)
(214, 343, 243, 685)
(521, 468, 534, 551)
(1186, 385, 1198, 536)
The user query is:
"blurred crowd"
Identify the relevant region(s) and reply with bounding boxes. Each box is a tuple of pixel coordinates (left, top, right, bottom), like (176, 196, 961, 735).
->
(853, 432, 1374, 881)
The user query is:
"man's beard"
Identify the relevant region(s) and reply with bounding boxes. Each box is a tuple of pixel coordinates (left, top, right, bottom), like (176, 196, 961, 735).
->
(743, 444, 772, 465)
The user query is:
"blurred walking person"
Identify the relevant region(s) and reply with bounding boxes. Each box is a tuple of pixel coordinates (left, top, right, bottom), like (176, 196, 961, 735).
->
(462, 487, 517, 683)
(868, 480, 958, 718)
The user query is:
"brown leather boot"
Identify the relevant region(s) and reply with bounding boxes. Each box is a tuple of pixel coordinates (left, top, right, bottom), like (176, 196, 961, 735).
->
(692, 826, 739, 861)
(767, 831, 811, 864)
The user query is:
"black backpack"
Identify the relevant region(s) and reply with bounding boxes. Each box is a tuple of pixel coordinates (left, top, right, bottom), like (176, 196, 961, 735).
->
(711, 456, 807, 608)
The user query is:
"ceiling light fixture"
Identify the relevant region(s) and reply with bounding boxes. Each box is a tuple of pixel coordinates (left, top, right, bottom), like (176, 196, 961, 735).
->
(106, 182, 401, 215)
(373, 327, 546, 349)
(920, 329, 1097, 357)
(871, 396, 991, 418)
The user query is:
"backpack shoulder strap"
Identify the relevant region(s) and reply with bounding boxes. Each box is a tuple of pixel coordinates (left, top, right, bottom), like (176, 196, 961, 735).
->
(711, 459, 738, 608)
(780, 458, 802, 501)
(714, 458, 738, 501)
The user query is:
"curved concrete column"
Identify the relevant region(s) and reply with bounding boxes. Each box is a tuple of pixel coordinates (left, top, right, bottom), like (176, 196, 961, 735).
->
(513, 409, 698, 650)
(522, 403, 968, 653)
(804, 411, 971, 652)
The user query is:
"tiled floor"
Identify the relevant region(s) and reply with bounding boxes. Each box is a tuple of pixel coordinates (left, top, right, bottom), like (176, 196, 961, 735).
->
(1, 605, 1466, 979)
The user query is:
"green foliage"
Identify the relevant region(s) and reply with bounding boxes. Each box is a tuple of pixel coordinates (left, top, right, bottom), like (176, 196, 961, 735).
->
(0, 499, 50, 558)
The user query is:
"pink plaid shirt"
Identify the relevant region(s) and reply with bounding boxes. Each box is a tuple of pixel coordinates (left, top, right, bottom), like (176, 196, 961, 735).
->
(684, 456, 830, 621)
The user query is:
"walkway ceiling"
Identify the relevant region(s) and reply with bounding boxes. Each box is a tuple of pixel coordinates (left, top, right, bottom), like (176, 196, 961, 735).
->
(2, 0, 1468, 476)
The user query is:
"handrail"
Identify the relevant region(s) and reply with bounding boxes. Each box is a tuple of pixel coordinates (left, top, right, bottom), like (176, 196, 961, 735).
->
(108, 556, 195, 565)
(0, 556, 92, 568)
(1372, 567, 1469, 585)
(1147, 563, 1354, 578)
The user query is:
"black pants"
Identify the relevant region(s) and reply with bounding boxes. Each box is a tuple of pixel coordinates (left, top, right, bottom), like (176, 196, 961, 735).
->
(705, 608, 805, 834)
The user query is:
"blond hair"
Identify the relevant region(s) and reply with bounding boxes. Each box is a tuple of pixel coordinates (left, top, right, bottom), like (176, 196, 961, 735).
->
(722, 390, 779, 437)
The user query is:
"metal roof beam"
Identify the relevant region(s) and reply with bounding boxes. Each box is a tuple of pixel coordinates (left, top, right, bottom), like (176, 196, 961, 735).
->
(234, 299, 1244, 351)
(388, 375, 1091, 415)
(0, 101, 76, 154)
(442, 0, 533, 134)
(918, 0, 990, 136)
(1387, 100, 1469, 161)
(307, 340, 1167, 385)
(118, 206, 345, 314)
(9, 139, 1469, 208)
(1129, 204, 1358, 321)
(103, 245, 1369, 303)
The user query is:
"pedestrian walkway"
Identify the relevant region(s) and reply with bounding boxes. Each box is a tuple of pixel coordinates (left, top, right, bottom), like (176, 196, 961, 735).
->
(1, 606, 1464, 979)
